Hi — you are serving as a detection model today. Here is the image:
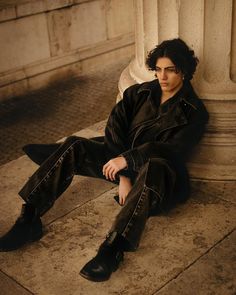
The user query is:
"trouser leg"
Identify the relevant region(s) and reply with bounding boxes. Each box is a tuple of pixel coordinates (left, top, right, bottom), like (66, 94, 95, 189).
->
(110, 158, 177, 251)
(19, 136, 108, 216)
(23, 143, 61, 166)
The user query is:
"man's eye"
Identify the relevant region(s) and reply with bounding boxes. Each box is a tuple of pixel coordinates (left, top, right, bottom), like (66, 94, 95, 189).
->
(155, 67, 177, 73)
(166, 68, 176, 72)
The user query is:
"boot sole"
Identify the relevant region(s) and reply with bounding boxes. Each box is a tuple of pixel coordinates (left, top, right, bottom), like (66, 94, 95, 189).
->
(79, 270, 111, 282)
(79, 257, 123, 282)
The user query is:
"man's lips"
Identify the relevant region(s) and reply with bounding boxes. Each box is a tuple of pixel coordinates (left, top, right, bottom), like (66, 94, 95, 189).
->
(160, 82, 168, 86)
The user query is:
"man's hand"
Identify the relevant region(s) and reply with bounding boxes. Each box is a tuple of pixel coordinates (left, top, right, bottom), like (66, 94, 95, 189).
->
(103, 156, 127, 181)
(119, 176, 132, 205)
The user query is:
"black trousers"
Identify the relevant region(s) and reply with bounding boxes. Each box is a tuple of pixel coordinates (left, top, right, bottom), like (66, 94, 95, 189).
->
(19, 136, 188, 250)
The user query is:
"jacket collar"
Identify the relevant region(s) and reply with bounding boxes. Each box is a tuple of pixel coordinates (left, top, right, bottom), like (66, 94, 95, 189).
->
(137, 79, 161, 95)
(137, 79, 199, 111)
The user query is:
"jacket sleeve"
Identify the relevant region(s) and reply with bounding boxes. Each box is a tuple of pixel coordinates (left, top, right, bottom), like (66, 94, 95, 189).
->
(104, 84, 139, 158)
(121, 107, 209, 171)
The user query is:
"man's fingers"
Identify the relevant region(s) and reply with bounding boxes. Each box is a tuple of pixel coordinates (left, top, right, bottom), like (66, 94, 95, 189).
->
(103, 158, 125, 178)
(104, 165, 111, 179)
(103, 162, 118, 181)
(104, 165, 115, 181)
(119, 195, 125, 205)
(102, 162, 109, 175)
(109, 168, 117, 181)
(111, 169, 117, 181)
(103, 161, 113, 176)
(107, 168, 113, 180)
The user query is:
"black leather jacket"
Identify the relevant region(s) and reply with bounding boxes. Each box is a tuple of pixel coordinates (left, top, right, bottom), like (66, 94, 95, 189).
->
(104, 79, 209, 173)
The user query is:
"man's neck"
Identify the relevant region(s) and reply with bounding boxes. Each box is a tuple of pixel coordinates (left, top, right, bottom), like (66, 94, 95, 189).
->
(161, 93, 172, 104)
(160, 83, 183, 104)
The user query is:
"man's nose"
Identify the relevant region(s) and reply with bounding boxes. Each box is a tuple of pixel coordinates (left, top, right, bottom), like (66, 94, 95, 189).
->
(160, 70, 167, 80)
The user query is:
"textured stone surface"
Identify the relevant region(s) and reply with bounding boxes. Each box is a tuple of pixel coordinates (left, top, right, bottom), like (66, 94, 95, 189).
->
(16, 0, 45, 17)
(25, 61, 82, 93)
(0, 78, 29, 100)
(154, 230, 236, 295)
(106, 0, 134, 38)
(0, 14, 50, 73)
(70, 1, 107, 50)
(46, 7, 72, 56)
(0, 182, 235, 294)
(190, 180, 236, 205)
(0, 5, 16, 22)
(44, 0, 73, 11)
(0, 0, 81, 19)
(222, 181, 236, 204)
(0, 59, 130, 165)
(0, 270, 32, 295)
(0, 0, 134, 100)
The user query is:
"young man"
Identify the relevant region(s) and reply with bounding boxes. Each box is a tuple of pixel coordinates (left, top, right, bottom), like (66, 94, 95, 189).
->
(0, 38, 209, 282)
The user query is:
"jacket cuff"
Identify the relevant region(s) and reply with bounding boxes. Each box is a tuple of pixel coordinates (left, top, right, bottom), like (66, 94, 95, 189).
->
(121, 148, 144, 171)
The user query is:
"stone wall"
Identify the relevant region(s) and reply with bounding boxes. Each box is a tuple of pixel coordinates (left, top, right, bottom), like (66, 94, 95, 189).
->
(0, 0, 134, 100)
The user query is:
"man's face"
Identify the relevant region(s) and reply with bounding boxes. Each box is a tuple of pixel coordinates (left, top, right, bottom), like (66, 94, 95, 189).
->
(155, 57, 183, 95)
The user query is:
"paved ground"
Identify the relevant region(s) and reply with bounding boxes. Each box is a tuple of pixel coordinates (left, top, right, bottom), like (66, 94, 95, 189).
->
(0, 57, 131, 165)
(0, 123, 235, 295)
(0, 59, 235, 295)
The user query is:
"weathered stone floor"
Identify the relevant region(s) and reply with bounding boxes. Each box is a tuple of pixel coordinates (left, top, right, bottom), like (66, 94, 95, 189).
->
(0, 122, 235, 295)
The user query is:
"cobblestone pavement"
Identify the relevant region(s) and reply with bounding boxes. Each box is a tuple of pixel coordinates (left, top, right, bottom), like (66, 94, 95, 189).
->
(0, 57, 132, 165)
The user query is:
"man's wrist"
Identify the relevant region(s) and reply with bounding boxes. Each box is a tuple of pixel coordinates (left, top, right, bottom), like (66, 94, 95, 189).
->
(119, 175, 131, 183)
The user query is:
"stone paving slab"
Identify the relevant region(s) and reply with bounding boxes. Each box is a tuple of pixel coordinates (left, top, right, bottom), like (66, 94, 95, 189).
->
(191, 180, 236, 205)
(0, 183, 235, 294)
(0, 270, 32, 295)
(155, 230, 236, 295)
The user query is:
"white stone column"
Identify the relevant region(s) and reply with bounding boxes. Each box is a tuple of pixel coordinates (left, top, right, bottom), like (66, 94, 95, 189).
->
(119, 0, 236, 180)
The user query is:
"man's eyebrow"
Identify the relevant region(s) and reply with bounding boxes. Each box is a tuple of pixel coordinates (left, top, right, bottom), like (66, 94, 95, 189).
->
(155, 66, 176, 69)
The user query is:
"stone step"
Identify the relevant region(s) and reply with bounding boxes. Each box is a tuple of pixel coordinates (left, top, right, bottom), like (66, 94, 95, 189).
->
(0, 122, 235, 294)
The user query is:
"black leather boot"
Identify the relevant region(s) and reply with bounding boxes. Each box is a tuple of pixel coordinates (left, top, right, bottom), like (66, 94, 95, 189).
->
(0, 204, 43, 251)
(79, 232, 124, 282)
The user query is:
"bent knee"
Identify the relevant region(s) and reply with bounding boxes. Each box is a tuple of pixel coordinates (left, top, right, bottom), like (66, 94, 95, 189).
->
(144, 157, 172, 170)
(64, 135, 85, 146)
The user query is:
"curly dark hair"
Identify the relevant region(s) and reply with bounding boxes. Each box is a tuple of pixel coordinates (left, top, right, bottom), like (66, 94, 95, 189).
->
(146, 38, 199, 80)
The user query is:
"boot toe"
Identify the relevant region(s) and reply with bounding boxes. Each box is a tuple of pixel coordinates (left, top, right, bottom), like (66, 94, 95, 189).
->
(0, 218, 43, 252)
(80, 257, 111, 282)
